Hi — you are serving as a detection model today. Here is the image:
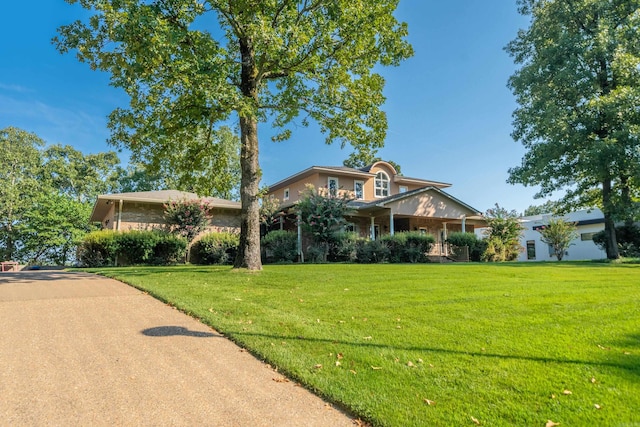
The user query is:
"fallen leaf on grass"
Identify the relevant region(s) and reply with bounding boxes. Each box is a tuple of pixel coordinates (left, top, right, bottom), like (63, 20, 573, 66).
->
(594, 404, 601, 409)
(349, 370, 357, 375)
(471, 416, 481, 425)
(314, 364, 323, 369)
(371, 366, 383, 370)
(363, 336, 372, 340)
(562, 390, 572, 395)
(591, 377, 597, 384)
(272, 377, 289, 383)
(407, 361, 415, 367)
(335, 361, 341, 366)
(423, 398, 436, 406)
(337, 353, 344, 360)
(545, 421, 560, 427)
(550, 394, 556, 399)
(597, 344, 610, 350)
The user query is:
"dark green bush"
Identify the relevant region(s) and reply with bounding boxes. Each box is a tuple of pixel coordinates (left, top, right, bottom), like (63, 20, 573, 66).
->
(328, 231, 358, 262)
(355, 239, 390, 263)
(262, 230, 298, 263)
(151, 233, 187, 265)
(116, 230, 158, 265)
(593, 224, 640, 257)
(305, 244, 327, 263)
(380, 232, 434, 263)
(446, 232, 486, 262)
(78, 230, 119, 267)
(191, 232, 239, 265)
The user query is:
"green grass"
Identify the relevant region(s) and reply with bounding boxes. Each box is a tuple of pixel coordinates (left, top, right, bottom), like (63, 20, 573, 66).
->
(89, 263, 640, 426)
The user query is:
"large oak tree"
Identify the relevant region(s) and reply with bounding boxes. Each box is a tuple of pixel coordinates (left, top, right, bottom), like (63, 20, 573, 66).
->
(506, 0, 640, 259)
(55, 0, 413, 270)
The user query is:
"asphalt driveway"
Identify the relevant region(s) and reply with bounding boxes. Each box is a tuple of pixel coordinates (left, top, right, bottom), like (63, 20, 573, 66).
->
(0, 271, 354, 426)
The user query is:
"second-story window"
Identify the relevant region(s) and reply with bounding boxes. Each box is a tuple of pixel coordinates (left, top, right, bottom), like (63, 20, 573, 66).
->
(283, 188, 290, 201)
(328, 177, 338, 197)
(375, 171, 390, 197)
(354, 180, 364, 200)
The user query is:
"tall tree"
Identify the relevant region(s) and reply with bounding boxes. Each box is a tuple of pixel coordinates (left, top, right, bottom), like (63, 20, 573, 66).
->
(0, 127, 44, 260)
(537, 217, 578, 261)
(55, 0, 413, 270)
(506, 0, 640, 259)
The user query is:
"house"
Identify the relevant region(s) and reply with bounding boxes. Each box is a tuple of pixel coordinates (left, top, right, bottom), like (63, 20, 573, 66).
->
(265, 161, 486, 255)
(517, 209, 606, 261)
(89, 190, 241, 235)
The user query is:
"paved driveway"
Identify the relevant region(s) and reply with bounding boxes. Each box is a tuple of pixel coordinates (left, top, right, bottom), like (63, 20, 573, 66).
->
(0, 271, 353, 426)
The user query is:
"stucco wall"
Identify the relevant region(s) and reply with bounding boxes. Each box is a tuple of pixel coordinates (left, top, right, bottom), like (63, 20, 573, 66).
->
(387, 191, 473, 219)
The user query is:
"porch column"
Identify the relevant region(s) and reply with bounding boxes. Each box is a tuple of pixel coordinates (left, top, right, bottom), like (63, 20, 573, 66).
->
(389, 211, 395, 236)
(116, 199, 123, 231)
(279, 215, 284, 230)
(461, 215, 466, 233)
(370, 217, 375, 240)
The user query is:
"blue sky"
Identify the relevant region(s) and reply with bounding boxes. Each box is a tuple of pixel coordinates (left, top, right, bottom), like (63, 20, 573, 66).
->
(1, 1, 545, 214)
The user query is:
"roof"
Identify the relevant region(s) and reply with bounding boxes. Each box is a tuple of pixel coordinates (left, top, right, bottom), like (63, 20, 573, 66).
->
(89, 190, 241, 222)
(348, 186, 483, 217)
(267, 162, 451, 191)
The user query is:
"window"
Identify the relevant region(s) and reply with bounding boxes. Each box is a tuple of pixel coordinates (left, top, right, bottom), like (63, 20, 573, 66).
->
(374, 171, 390, 197)
(581, 232, 595, 241)
(399, 185, 408, 193)
(283, 188, 290, 201)
(354, 180, 364, 200)
(328, 177, 339, 197)
(526, 240, 536, 260)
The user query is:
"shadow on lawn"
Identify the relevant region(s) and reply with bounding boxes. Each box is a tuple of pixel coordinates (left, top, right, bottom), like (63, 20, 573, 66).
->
(228, 330, 640, 375)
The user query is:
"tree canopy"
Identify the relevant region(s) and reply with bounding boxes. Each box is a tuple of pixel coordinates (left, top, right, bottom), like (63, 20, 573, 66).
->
(55, 0, 413, 270)
(506, 0, 640, 259)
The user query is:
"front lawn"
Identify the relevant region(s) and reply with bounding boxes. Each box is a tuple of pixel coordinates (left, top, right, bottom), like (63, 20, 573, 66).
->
(91, 263, 640, 426)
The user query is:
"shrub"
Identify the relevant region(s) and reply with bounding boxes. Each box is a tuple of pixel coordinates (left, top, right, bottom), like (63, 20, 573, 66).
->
(327, 231, 358, 262)
(262, 230, 298, 263)
(593, 224, 640, 257)
(381, 233, 407, 263)
(116, 230, 158, 265)
(446, 232, 486, 262)
(355, 239, 390, 263)
(151, 233, 187, 265)
(191, 232, 239, 265)
(305, 244, 327, 263)
(78, 230, 119, 267)
(403, 232, 435, 263)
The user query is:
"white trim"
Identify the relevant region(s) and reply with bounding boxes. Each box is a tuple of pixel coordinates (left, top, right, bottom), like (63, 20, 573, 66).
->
(374, 171, 390, 198)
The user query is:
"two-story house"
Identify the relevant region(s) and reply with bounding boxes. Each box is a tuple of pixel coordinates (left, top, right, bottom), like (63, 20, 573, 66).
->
(266, 161, 486, 253)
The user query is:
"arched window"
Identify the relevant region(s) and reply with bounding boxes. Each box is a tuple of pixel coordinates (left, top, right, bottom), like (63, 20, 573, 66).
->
(375, 171, 390, 197)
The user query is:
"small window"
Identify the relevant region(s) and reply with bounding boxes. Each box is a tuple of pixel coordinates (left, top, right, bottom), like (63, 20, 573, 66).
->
(526, 240, 536, 260)
(581, 232, 595, 241)
(374, 171, 390, 197)
(399, 185, 408, 193)
(283, 188, 290, 201)
(328, 177, 339, 197)
(354, 180, 364, 200)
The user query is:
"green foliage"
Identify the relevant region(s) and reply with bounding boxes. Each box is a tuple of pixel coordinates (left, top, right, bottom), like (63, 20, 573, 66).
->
(163, 199, 210, 243)
(0, 127, 121, 264)
(522, 200, 564, 216)
(190, 232, 240, 265)
(593, 223, 640, 258)
(446, 232, 486, 262)
(327, 231, 359, 262)
(506, 0, 640, 259)
(261, 231, 298, 264)
(355, 239, 390, 263)
(343, 151, 403, 174)
(296, 185, 353, 261)
(537, 218, 579, 261)
(259, 195, 283, 236)
(78, 230, 120, 267)
(381, 232, 434, 263)
(78, 230, 186, 267)
(55, 0, 413, 270)
(482, 204, 523, 262)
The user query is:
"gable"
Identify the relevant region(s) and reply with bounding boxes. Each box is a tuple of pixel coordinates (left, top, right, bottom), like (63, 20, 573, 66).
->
(383, 189, 479, 219)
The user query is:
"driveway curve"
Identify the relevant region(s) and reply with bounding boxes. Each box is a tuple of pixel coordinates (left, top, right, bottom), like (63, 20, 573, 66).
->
(0, 271, 354, 426)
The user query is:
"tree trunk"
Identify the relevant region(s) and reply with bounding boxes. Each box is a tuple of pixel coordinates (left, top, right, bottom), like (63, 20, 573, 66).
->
(602, 178, 620, 259)
(233, 36, 262, 270)
(234, 114, 262, 270)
